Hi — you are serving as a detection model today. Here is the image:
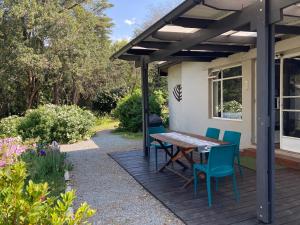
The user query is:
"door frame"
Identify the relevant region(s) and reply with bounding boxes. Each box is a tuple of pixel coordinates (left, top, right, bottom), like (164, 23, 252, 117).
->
(280, 52, 300, 153)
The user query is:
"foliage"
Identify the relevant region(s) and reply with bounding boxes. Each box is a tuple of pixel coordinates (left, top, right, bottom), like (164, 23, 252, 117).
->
(223, 100, 242, 113)
(114, 89, 167, 132)
(0, 116, 22, 138)
(112, 130, 143, 140)
(0, 0, 116, 117)
(91, 116, 119, 134)
(92, 87, 127, 115)
(18, 105, 96, 144)
(21, 143, 70, 197)
(0, 161, 95, 225)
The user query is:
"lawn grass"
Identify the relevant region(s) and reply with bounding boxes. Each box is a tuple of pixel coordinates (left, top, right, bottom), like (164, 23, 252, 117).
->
(112, 130, 143, 140)
(91, 116, 119, 134)
(91, 116, 143, 140)
(240, 156, 284, 170)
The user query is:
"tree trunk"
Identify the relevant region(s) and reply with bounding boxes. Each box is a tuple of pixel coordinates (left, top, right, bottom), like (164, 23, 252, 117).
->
(71, 78, 79, 105)
(26, 71, 39, 109)
(53, 82, 60, 105)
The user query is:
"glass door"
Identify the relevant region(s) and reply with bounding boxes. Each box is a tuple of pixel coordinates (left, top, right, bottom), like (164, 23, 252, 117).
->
(281, 55, 300, 153)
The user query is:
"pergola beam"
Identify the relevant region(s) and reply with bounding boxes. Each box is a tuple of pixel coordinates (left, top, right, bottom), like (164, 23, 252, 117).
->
(127, 49, 232, 58)
(110, 0, 202, 60)
(137, 41, 250, 52)
(171, 17, 300, 35)
(148, 3, 257, 63)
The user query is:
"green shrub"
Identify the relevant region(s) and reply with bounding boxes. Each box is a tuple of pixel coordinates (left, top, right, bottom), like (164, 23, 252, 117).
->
(21, 144, 70, 197)
(114, 89, 167, 132)
(223, 100, 242, 113)
(0, 161, 95, 224)
(0, 116, 22, 138)
(18, 105, 96, 144)
(18, 105, 57, 142)
(50, 105, 96, 143)
(92, 87, 127, 115)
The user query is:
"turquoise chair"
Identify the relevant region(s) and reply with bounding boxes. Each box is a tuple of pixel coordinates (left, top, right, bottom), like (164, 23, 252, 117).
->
(193, 144, 239, 207)
(202, 128, 220, 162)
(223, 131, 243, 176)
(148, 126, 173, 171)
(206, 127, 220, 140)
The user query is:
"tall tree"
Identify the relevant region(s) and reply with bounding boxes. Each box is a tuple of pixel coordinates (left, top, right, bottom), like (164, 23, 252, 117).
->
(0, 0, 113, 115)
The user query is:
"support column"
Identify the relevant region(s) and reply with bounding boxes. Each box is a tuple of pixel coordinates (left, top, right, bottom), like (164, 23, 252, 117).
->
(255, 0, 275, 223)
(141, 56, 150, 157)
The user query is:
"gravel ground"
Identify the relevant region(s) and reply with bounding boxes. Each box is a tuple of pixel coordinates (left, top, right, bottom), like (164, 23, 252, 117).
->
(61, 130, 184, 225)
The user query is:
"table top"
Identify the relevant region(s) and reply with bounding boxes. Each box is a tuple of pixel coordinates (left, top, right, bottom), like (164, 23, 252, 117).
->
(150, 131, 227, 149)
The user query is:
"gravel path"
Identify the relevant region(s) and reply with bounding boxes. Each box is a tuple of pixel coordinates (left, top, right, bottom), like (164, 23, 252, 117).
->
(61, 130, 184, 225)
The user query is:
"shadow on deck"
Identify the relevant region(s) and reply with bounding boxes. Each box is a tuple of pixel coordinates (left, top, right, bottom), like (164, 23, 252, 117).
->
(109, 150, 300, 225)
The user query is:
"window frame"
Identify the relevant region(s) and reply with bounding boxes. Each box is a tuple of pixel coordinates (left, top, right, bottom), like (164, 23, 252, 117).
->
(209, 65, 243, 121)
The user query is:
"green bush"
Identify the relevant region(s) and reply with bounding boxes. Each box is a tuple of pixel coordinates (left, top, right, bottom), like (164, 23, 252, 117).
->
(0, 161, 95, 224)
(114, 89, 167, 132)
(21, 144, 70, 197)
(92, 87, 127, 115)
(0, 116, 22, 138)
(18, 105, 96, 144)
(223, 100, 242, 113)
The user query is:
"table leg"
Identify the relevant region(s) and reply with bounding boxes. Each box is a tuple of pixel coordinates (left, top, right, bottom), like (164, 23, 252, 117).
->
(158, 143, 188, 172)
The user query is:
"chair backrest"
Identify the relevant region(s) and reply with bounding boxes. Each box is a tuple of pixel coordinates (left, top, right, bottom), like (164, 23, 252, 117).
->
(148, 126, 166, 143)
(223, 130, 241, 155)
(208, 144, 236, 176)
(206, 127, 220, 140)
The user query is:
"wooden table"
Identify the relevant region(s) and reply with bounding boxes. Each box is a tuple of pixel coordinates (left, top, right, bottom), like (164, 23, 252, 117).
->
(150, 131, 227, 188)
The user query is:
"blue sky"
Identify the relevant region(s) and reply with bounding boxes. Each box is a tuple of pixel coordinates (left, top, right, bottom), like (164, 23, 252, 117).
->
(106, 0, 181, 41)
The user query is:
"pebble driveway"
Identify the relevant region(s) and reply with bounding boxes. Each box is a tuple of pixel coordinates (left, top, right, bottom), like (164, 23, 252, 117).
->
(61, 130, 184, 225)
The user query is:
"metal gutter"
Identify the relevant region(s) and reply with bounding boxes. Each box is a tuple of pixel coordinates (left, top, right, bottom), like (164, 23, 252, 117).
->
(110, 0, 202, 60)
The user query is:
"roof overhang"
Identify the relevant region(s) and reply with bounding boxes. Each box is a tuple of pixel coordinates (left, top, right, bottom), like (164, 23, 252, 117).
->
(111, 0, 300, 71)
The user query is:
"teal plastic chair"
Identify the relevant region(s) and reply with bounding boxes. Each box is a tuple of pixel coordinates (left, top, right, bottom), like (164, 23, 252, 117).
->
(206, 127, 220, 140)
(223, 131, 243, 176)
(148, 126, 173, 171)
(203, 128, 220, 162)
(193, 144, 239, 207)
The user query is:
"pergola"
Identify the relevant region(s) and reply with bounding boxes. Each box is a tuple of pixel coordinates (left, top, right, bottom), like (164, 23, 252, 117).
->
(111, 1, 300, 223)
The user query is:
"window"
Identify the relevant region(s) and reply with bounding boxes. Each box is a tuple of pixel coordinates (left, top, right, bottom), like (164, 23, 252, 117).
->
(210, 65, 242, 120)
(282, 57, 300, 138)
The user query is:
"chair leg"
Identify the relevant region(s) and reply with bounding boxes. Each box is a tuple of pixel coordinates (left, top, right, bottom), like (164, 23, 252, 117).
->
(215, 178, 218, 192)
(155, 148, 158, 171)
(165, 148, 168, 162)
(232, 173, 239, 202)
(193, 167, 198, 195)
(206, 175, 212, 207)
(237, 155, 243, 177)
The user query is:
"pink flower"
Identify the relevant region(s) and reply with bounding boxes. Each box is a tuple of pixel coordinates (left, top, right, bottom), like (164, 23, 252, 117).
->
(0, 138, 27, 167)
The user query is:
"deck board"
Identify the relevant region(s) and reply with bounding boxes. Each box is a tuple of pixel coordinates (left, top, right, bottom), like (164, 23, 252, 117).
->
(109, 150, 300, 225)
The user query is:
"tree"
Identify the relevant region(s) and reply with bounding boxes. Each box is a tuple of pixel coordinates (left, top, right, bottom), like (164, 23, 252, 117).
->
(0, 0, 113, 116)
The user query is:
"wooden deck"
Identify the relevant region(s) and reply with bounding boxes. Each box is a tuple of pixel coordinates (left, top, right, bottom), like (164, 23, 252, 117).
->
(109, 150, 300, 225)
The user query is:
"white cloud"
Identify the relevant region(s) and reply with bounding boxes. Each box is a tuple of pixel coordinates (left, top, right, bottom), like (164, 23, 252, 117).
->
(124, 18, 136, 26)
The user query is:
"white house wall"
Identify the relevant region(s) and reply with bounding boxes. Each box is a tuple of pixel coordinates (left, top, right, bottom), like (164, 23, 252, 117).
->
(167, 36, 300, 150)
(168, 61, 254, 149)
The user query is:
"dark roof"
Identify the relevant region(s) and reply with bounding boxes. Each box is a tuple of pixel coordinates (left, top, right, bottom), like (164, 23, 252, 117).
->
(111, 0, 300, 67)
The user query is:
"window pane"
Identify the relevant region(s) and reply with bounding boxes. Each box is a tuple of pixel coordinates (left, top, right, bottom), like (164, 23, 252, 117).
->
(283, 57, 300, 97)
(283, 98, 300, 110)
(283, 111, 300, 138)
(212, 81, 221, 117)
(223, 66, 242, 78)
(223, 78, 242, 119)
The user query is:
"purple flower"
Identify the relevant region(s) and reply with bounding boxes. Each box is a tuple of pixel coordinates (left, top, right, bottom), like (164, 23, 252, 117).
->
(39, 150, 46, 156)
